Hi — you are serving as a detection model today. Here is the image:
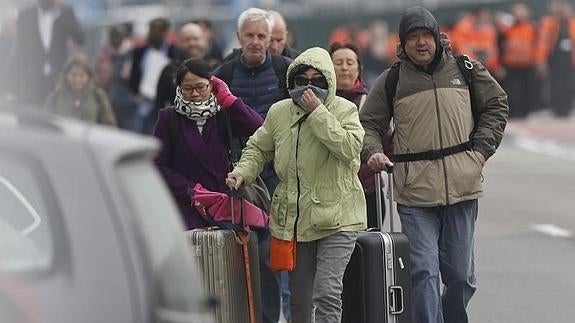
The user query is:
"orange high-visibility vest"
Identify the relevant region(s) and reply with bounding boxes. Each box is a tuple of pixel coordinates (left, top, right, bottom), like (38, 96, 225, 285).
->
(451, 15, 500, 72)
(450, 14, 475, 54)
(501, 21, 537, 68)
(536, 15, 575, 64)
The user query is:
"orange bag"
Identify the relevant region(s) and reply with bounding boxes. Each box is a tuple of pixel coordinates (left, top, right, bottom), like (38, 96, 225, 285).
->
(270, 236, 297, 272)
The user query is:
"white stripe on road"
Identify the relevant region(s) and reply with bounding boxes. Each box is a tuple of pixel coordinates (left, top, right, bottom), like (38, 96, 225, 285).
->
(529, 223, 573, 238)
(514, 137, 575, 161)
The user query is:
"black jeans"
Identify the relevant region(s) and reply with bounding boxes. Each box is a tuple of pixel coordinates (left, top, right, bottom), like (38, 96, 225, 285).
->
(504, 67, 539, 119)
(549, 62, 575, 117)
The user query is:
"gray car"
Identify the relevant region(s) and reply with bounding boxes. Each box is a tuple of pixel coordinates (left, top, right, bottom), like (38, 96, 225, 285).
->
(0, 107, 214, 323)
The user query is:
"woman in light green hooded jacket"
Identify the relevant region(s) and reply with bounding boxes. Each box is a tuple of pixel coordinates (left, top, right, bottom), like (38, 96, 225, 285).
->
(226, 47, 366, 323)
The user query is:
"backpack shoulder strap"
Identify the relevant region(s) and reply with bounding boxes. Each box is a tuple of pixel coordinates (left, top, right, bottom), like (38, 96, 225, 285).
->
(455, 55, 474, 87)
(215, 109, 239, 170)
(385, 61, 401, 117)
(218, 60, 236, 85)
(168, 107, 181, 145)
(271, 54, 290, 97)
(454, 55, 479, 133)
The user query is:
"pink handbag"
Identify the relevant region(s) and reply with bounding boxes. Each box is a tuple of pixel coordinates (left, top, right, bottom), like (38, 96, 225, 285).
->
(191, 183, 269, 229)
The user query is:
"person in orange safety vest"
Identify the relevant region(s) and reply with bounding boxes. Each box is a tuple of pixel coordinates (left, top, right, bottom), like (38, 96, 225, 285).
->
(451, 8, 501, 77)
(499, 3, 539, 119)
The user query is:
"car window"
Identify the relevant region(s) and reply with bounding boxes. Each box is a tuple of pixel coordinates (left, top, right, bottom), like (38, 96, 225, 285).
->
(117, 160, 211, 319)
(0, 156, 53, 272)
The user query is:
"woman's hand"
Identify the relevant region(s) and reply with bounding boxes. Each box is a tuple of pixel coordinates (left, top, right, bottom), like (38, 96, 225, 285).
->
(299, 89, 322, 113)
(226, 172, 245, 190)
(211, 76, 237, 109)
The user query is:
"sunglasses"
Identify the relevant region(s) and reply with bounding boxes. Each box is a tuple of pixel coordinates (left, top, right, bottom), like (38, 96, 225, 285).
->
(294, 74, 328, 89)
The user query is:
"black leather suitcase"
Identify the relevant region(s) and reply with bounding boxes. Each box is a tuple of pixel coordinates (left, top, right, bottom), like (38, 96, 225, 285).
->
(342, 168, 412, 323)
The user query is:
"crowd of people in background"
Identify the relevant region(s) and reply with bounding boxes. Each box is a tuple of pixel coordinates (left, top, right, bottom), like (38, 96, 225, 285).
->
(0, 0, 572, 131)
(0, 0, 569, 321)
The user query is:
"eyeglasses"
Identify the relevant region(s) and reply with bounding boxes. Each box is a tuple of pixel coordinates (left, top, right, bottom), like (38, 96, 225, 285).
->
(180, 83, 210, 95)
(294, 75, 328, 89)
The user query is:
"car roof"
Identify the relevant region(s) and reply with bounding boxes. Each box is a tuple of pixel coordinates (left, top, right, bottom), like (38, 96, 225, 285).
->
(0, 105, 159, 165)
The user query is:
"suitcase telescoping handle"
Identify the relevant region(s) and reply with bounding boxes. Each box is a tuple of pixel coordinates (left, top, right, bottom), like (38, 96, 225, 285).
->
(229, 190, 257, 323)
(229, 189, 247, 228)
(375, 163, 396, 232)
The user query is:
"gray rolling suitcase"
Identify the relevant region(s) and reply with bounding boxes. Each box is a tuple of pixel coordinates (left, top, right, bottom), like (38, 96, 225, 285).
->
(186, 197, 262, 323)
(342, 167, 412, 323)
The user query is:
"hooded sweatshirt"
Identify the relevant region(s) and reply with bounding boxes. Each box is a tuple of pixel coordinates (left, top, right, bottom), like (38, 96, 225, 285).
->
(233, 47, 367, 242)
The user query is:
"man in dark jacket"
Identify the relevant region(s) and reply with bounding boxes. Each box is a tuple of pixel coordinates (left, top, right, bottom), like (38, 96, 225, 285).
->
(154, 23, 208, 114)
(268, 10, 300, 59)
(11, 0, 83, 106)
(129, 18, 179, 134)
(222, 10, 299, 62)
(360, 6, 508, 323)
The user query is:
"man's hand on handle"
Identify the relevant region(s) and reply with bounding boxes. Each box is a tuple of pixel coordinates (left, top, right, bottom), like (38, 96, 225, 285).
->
(367, 152, 394, 172)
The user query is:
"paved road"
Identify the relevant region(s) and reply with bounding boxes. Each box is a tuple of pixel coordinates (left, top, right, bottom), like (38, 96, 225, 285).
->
(469, 116, 575, 322)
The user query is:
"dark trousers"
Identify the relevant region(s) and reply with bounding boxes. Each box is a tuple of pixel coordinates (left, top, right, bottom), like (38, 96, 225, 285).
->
(549, 62, 575, 117)
(504, 67, 539, 119)
(258, 233, 281, 323)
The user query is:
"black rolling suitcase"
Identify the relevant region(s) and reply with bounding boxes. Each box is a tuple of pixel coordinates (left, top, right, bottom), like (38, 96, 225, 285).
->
(342, 167, 412, 323)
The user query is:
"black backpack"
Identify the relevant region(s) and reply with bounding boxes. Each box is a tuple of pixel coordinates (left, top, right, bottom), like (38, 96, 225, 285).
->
(384, 55, 479, 162)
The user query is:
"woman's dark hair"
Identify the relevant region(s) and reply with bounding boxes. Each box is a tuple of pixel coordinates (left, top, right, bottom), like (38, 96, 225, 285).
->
(328, 42, 363, 74)
(174, 58, 212, 85)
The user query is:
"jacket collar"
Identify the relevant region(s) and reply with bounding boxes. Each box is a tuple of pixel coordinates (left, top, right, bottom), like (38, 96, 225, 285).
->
(238, 52, 271, 73)
(289, 103, 311, 127)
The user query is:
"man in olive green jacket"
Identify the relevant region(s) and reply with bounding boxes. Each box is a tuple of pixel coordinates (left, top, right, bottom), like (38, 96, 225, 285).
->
(227, 47, 366, 323)
(360, 6, 508, 323)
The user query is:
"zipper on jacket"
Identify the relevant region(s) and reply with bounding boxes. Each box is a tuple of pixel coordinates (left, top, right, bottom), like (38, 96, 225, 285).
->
(294, 116, 307, 236)
(432, 77, 450, 205)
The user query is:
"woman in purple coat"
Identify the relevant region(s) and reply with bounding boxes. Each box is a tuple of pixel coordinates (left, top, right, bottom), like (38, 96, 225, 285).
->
(153, 58, 263, 229)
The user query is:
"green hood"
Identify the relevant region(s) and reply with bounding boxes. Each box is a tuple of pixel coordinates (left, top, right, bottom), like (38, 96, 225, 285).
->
(286, 47, 337, 107)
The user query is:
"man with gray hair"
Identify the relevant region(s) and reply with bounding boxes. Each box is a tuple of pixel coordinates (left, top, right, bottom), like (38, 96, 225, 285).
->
(214, 7, 291, 123)
(213, 7, 291, 323)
